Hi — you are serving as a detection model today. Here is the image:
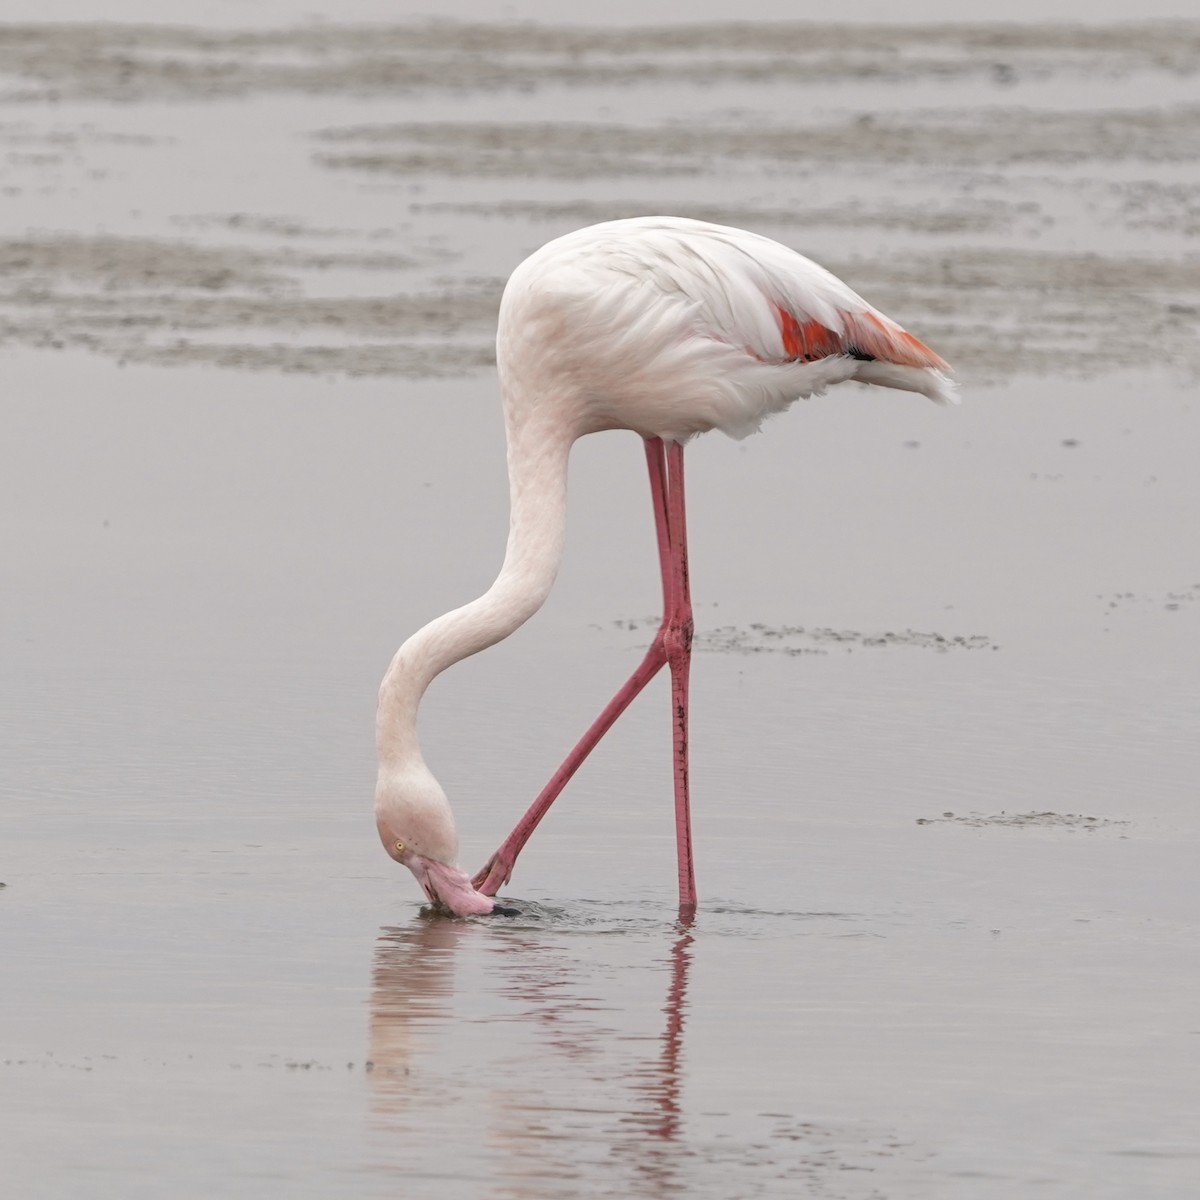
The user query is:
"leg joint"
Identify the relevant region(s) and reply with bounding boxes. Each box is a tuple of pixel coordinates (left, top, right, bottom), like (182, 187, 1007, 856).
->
(664, 617, 693, 665)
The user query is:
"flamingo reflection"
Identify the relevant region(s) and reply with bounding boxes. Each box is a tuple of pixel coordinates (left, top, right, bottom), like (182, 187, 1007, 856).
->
(366, 914, 695, 1195)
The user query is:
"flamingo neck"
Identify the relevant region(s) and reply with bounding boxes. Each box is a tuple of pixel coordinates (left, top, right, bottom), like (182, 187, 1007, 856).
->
(376, 413, 574, 768)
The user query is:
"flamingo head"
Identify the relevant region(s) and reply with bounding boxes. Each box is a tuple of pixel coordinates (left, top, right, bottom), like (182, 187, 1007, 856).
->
(375, 769, 495, 917)
(379, 830, 497, 917)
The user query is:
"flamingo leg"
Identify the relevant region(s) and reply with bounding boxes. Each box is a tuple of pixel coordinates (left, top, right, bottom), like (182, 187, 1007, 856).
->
(663, 440, 696, 913)
(472, 436, 690, 899)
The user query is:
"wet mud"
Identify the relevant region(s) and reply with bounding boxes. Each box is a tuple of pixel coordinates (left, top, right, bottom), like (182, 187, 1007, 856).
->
(1, 20, 1198, 380)
(2, 22, 1199, 101)
(915, 810, 1129, 830)
(608, 617, 996, 654)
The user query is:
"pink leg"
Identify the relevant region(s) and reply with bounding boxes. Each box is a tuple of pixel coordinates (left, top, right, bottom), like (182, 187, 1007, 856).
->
(473, 437, 698, 915)
(663, 441, 696, 913)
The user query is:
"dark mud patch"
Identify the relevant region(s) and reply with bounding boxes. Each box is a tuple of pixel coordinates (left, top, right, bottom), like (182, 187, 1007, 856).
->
(916, 810, 1130, 830)
(3, 21, 1199, 382)
(171, 212, 422, 246)
(2, 22, 1198, 103)
(0, 233, 288, 293)
(6, 230, 1194, 383)
(0, 234, 499, 375)
(606, 618, 995, 655)
(315, 106, 1200, 180)
(1100, 586, 1200, 613)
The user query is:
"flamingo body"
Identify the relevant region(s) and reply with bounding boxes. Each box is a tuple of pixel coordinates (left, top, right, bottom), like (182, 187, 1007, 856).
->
(498, 216, 954, 444)
(375, 217, 955, 916)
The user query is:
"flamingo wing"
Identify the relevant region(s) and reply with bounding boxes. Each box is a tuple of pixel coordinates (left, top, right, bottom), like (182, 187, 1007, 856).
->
(501, 216, 956, 442)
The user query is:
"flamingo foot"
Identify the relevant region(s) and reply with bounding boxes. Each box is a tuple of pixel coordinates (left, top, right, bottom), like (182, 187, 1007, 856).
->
(472, 852, 513, 896)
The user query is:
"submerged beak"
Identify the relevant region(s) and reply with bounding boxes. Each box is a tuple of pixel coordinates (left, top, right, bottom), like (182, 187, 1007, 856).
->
(407, 853, 496, 917)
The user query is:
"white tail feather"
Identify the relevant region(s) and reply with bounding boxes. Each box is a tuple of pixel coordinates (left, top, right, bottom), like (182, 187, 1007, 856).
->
(853, 361, 959, 406)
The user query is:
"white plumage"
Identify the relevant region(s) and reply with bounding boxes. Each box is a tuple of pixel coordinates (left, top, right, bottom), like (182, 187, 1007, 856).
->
(498, 215, 956, 441)
(376, 216, 956, 917)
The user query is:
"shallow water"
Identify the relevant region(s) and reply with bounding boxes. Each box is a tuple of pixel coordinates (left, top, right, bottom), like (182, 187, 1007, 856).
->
(3, 10, 1200, 1199)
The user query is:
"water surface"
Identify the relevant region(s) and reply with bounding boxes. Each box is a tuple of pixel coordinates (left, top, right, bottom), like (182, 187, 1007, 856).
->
(2, 12, 1199, 1199)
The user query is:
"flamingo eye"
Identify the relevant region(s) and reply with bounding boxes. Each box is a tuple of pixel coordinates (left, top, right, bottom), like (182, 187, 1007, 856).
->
(394, 840, 406, 854)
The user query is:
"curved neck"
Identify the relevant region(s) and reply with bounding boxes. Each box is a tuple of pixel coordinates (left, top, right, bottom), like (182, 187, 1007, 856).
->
(377, 412, 574, 767)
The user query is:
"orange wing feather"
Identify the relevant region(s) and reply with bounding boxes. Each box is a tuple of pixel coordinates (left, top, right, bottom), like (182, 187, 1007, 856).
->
(776, 305, 948, 372)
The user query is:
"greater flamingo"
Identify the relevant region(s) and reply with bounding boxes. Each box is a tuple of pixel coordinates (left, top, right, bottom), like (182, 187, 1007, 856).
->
(375, 216, 956, 917)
